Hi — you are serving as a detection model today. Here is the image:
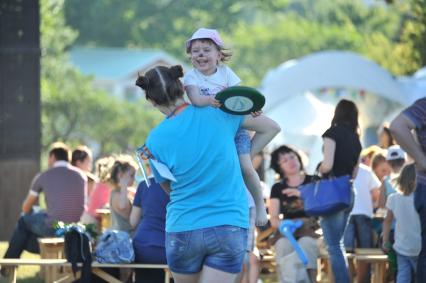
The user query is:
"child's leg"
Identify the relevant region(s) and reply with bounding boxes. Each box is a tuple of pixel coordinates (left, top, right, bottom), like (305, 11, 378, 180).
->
(239, 154, 268, 226)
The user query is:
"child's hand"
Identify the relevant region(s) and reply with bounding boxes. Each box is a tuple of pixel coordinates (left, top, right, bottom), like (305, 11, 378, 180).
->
(251, 110, 262, 117)
(118, 171, 132, 190)
(209, 97, 222, 108)
(381, 241, 390, 253)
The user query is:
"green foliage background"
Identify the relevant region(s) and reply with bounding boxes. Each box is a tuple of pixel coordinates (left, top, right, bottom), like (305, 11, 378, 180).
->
(40, 0, 426, 158)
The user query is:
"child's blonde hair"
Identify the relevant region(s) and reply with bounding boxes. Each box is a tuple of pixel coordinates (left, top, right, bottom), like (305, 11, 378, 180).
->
(95, 156, 115, 183)
(395, 163, 416, 195)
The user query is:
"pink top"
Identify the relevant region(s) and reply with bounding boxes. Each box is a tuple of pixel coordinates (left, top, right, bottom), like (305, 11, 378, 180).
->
(86, 182, 110, 217)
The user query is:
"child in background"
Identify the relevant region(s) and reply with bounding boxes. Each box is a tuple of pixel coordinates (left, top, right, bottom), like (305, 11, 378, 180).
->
(80, 156, 115, 226)
(184, 27, 267, 226)
(382, 163, 421, 283)
(109, 155, 137, 234)
(371, 153, 391, 183)
(71, 145, 95, 196)
(378, 145, 407, 208)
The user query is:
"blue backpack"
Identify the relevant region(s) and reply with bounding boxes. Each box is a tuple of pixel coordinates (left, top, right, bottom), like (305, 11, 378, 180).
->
(95, 230, 135, 263)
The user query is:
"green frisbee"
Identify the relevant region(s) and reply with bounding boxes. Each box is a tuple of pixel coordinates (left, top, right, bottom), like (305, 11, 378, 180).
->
(215, 86, 265, 115)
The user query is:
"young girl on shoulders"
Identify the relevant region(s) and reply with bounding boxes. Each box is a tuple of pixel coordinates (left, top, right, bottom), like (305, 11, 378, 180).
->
(184, 27, 267, 226)
(382, 163, 421, 283)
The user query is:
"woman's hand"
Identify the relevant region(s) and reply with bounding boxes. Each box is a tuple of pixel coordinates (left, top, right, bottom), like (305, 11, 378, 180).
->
(282, 188, 301, 197)
(118, 171, 132, 190)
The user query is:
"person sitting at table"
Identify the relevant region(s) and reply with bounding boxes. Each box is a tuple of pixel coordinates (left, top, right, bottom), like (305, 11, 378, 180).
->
(130, 162, 170, 283)
(80, 156, 115, 227)
(1, 142, 86, 275)
(109, 155, 137, 234)
(268, 145, 319, 283)
(71, 145, 96, 196)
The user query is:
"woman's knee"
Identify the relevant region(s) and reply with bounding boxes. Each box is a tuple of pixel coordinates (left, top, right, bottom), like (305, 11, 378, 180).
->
(274, 237, 293, 258)
(298, 236, 318, 251)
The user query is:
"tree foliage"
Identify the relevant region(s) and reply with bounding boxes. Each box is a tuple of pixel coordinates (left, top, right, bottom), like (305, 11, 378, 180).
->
(41, 0, 161, 157)
(62, 0, 425, 86)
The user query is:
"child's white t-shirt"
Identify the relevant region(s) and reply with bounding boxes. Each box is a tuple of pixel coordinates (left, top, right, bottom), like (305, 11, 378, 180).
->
(386, 192, 421, 256)
(183, 65, 241, 96)
(351, 163, 381, 217)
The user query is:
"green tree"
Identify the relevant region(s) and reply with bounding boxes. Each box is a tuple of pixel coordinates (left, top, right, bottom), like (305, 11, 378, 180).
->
(63, 0, 409, 84)
(395, 0, 426, 74)
(41, 0, 161, 157)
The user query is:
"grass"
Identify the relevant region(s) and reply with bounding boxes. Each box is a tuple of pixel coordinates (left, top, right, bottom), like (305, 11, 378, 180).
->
(0, 242, 43, 283)
(0, 242, 279, 283)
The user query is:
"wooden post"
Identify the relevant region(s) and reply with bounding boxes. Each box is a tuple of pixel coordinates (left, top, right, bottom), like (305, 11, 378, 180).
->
(0, 0, 41, 240)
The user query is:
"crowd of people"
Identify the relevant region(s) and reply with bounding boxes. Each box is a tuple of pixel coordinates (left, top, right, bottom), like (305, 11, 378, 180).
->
(1, 27, 425, 283)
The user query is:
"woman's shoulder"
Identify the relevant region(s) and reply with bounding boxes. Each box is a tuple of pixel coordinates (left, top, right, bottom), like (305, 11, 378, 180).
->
(303, 174, 315, 184)
(322, 124, 358, 139)
(322, 125, 336, 138)
(270, 180, 287, 196)
(271, 180, 284, 191)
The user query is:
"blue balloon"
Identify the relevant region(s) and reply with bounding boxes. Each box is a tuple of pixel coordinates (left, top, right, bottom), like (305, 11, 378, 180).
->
(279, 220, 308, 266)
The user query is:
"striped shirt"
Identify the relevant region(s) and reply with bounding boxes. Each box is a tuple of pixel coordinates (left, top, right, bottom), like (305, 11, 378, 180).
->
(404, 97, 426, 184)
(30, 161, 87, 225)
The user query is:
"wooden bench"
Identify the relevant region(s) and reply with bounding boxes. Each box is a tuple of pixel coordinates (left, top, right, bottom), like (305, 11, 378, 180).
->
(317, 249, 387, 283)
(317, 251, 355, 283)
(355, 248, 387, 283)
(38, 237, 65, 283)
(256, 226, 276, 273)
(0, 258, 171, 283)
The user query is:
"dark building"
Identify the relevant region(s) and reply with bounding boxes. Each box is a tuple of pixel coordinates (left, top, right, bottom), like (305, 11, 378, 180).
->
(0, 0, 40, 240)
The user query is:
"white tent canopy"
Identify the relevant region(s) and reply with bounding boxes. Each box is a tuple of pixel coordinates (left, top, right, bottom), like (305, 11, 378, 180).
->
(398, 75, 426, 105)
(414, 66, 426, 79)
(267, 92, 334, 136)
(260, 50, 407, 111)
(266, 92, 334, 172)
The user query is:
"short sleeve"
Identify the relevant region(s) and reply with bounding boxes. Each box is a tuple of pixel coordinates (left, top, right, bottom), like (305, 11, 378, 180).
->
(368, 171, 381, 191)
(225, 66, 241, 87)
(386, 193, 396, 211)
(29, 173, 43, 195)
(133, 182, 146, 207)
(183, 69, 198, 87)
(270, 183, 282, 199)
(403, 98, 426, 130)
(322, 126, 337, 141)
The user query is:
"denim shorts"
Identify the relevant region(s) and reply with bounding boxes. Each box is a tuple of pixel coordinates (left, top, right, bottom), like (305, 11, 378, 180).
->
(166, 225, 247, 274)
(234, 128, 251, 155)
